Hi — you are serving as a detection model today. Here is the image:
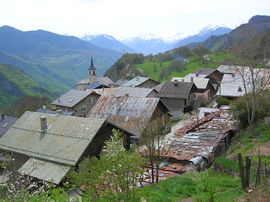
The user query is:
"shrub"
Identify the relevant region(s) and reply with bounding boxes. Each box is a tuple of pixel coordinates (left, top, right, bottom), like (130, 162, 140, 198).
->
(216, 96, 231, 107)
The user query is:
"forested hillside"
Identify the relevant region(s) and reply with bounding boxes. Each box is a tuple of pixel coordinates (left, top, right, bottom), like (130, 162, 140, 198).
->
(0, 64, 52, 107)
(0, 26, 122, 94)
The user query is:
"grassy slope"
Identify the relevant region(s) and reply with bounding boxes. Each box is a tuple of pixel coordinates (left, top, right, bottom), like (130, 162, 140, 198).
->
(134, 53, 237, 81)
(137, 123, 270, 202)
(136, 168, 243, 202)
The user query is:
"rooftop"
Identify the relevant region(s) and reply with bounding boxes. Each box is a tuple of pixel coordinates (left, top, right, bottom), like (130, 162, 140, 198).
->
(51, 89, 96, 107)
(172, 77, 210, 89)
(156, 82, 195, 99)
(0, 111, 105, 166)
(121, 76, 150, 87)
(87, 95, 163, 137)
(0, 115, 18, 137)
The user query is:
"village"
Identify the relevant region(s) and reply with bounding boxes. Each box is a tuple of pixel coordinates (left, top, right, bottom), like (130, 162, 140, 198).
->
(1, 57, 270, 198)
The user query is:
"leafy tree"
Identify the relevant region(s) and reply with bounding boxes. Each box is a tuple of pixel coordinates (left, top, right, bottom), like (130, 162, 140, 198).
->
(69, 129, 145, 201)
(231, 90, 270, 128)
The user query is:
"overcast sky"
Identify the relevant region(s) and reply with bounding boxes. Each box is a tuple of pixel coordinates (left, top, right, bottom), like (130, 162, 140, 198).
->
(1, 0, 270, 39)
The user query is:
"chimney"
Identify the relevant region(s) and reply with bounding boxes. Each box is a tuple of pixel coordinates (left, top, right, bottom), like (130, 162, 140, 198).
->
(181, 78, 185, 82)
(40, 116, 47, 132)
(125, 93, 129, 97)
(174, 80, 178, 86)
(232, 73, 235, 78)
(42, 105, 46, 110)
(191, 77, 194, 82)
(196, 73, 199, 77)
(1, 114, 4, 121)
(136, 77, 139, 81)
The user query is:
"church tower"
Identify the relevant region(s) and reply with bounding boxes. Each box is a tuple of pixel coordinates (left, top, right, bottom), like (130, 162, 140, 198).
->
(88, 57, 97, 83)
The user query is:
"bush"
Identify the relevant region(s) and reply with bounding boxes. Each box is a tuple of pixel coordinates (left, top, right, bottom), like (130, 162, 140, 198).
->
(230, 90, 270, 128)
(216, 96, 231, 107)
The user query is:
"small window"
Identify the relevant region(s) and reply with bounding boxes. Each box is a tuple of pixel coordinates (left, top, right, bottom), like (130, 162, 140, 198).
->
(238, 87, 242, 92)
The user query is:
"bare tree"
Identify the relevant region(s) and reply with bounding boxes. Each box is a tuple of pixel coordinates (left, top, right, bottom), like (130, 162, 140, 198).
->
(229, 37, 270, 126)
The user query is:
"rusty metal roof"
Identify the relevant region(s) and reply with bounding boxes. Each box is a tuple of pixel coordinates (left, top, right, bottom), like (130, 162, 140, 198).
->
(87, 96, 161, 136)
(163, 110, 236, 161)
(0, 111, 105, 166)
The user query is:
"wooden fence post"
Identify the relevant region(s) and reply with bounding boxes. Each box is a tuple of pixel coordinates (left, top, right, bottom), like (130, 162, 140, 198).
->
(255, 156, 262, 186)
(238, 153, 246, 190)
(245, 157, 251, 188)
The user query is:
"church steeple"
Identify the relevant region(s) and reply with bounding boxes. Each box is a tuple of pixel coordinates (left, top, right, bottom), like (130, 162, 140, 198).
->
(88, 57, 97, 83)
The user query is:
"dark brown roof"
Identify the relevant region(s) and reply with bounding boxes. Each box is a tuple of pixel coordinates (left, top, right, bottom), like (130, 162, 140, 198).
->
(87, 95, 167, 137)
(157, 82, 195, 99)
(193, 68, 217, 76)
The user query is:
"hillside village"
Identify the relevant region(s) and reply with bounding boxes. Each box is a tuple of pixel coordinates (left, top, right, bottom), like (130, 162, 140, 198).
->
(1, 13, 270, 201)
(1, 50, 270, 200)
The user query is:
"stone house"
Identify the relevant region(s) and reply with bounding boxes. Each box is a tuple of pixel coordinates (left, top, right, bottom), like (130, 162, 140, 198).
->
(171, 77, 217, 105)
(155, 81, 198, 119)
(121, 76, 160, 88)
(51, 89, 100, 117)
(0, 111, 116, 184)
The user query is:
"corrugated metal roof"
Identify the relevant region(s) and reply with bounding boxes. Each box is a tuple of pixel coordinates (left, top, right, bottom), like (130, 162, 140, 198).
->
(51, 89, 94, 107)
(172, 77, 210, 89)
(121, 76, 150, 87)
(157, 82, 195, 99)
(18, 158, 70, 184)
(87, 96, 160, 136)
(0, 111, 105, 166)
(0, 116, 18, 137)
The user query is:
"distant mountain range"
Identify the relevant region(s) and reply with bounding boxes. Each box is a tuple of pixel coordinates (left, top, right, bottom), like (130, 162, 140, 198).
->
(81, 34, 135, 53)
(81, 26, 232, 55)
(0, 26, 122, 95)
(104, 15, 270, 82)
(196, 15, 270, 51)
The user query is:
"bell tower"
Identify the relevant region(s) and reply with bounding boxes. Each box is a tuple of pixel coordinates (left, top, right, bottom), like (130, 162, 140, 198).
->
(88, 57, 97, 83)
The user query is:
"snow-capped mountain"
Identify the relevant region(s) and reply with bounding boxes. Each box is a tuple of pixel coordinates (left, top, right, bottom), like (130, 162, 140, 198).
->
(81, 34, 135, 53)
(81, 26, 232, 55)
(121, 34, 172, 55)
(173, 25, 232, 48)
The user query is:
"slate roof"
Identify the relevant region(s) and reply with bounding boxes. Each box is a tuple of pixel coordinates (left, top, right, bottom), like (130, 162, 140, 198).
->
(36, 109, 73, 116)
(51, 90, 96, 108)
(77, 77, 114, 86)
(97, 77, 114, 86)
(87, 96, 164, 137)
(0, 115, 18, 137)
(184, 73, 206, 79)
(156, 82, 195, 99)
(84, 81, 110, 90)
(192, 68, 217, 76)
(0, 111, 105, 166)
(121, 76, 150, 87)
(172, 77, 210, 89)
(114, 87, 155, 97)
